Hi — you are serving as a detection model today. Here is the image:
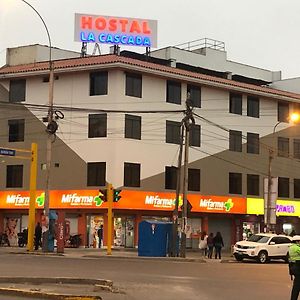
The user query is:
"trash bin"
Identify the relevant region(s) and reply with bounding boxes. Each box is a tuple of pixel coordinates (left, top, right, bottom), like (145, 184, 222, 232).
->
(138, 220, 172, 257)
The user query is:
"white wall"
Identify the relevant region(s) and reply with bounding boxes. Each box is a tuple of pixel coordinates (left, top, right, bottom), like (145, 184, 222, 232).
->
(19, 66, 294, 189)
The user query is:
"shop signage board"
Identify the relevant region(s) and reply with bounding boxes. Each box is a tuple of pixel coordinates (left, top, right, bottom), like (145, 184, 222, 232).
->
(0, 190, 109, 209)
(247, 198, 300, 216)
(115, 190, 247, 214)
(0, 189, 246, 214)
(74, 13, 158, 47)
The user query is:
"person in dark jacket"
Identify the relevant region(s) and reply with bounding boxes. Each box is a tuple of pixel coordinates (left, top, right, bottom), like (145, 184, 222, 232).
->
(34, 222, 42, 250)
(97, 225, 103, 248)
(207, 233, 214, 259)
(213, 231, 224, 259)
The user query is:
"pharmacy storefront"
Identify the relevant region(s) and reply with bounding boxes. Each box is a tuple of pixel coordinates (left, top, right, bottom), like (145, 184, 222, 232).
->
(0, 189, 247, 248)
(247, 198, 300, 235)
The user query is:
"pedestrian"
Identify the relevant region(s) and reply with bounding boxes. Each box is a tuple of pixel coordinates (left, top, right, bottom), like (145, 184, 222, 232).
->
(207, 233, 214, 259)
(198, 231, 208, 257)
(34, 222, 42, 250)
(97, 225, 103, 248)
(289, 235, 300, 300)
(213, 231, 224, 259)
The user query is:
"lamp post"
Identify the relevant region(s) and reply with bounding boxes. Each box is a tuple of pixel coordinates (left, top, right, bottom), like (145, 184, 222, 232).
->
(19, 0, 54, 251)
(266, 113, 300, 232)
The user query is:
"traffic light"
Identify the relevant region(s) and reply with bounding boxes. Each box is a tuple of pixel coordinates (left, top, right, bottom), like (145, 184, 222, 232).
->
(180, 199, 193, 215)
(99, 189, 107, 202)
(113, 189, 122, 202)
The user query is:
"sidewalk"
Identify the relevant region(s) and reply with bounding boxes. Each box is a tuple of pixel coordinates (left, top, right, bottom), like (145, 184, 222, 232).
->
(0, 246, 235, 263)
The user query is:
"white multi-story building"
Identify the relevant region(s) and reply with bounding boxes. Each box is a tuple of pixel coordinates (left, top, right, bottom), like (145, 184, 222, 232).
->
(0, 41, 300, 249)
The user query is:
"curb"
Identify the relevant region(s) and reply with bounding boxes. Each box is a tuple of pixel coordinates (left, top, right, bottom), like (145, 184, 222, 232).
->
(0, 287, 102, 299)
(8, 251, 65, 257)
(83, 255, 206, 263)
(0, 277, 113, 287)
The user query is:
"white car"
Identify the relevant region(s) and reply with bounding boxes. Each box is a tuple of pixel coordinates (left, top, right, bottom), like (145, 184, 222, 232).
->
(233, 233, 292, 263)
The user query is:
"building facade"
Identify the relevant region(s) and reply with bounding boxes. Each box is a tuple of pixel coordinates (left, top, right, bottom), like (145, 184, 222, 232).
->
(1, 43, 300, 250)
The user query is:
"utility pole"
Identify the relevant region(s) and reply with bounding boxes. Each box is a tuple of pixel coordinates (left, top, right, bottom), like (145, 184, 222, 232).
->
(43, 58, 55, 252)
(171, 125, 184, 257)
(107, 183, 113, 255)
(179, 97, 195, 258)
(27, 143, 38, 252)
(266, 149, 273, 232)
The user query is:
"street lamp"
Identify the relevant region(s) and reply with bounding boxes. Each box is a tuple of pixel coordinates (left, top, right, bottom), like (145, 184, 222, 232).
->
(19, 0, 54, 251)
(266, 112, 300, 232)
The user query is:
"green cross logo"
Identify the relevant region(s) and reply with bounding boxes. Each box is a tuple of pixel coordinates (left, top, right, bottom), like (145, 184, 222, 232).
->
(36, 193, 45, 207)
(224, 198, 234, 212)
(173, 196, 183, 207)
(94, 193, 104, 207)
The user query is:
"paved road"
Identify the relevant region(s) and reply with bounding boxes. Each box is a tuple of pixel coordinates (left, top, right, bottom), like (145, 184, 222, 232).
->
(0, 251, 293, 300)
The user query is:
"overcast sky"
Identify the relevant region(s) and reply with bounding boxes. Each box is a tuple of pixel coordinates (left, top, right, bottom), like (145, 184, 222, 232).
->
(0, 0, 300, 79)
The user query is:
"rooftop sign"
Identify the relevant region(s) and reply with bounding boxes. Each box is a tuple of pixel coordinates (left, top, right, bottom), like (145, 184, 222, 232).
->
(74, 13, 158, 48)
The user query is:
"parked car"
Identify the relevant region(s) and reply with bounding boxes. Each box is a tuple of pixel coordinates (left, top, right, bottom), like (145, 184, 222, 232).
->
(233, 233, 292, 263)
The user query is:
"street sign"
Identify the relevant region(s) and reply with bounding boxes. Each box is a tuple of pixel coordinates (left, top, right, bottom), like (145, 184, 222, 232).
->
(0, 148, 16, 156)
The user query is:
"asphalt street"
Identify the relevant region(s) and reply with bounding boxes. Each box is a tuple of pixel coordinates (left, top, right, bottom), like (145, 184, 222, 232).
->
(0, 250, 293, 300)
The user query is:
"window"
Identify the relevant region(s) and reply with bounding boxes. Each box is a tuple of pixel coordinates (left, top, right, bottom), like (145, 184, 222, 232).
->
(229, 172, 242, 194)
(278, 137, 289, 158)
(166, 80, 181, 104)
(166, 121, 181, 144)
(247, 174, 259, 196)
(247, 96, 259, 118)
(294, 139, 300, 159)
(229, 130, 242, 152)
(90, 71, 108, 96)
(6, 165, 23, 188)
(87, 162, 106, 186)
(42, 75, 59, 82)
(294, 179, 300, 198)
(125, 73, 142, 98)
(247, 132, 259, 154)
(229, 93, 242, 115)
(124, 162, 140, 187)
(188, 168, 200, 191)
(88, 114, 107, 138)
(278, 177, 289, 198)
(187, 84, 201, 108)
(8, 119, 24, 142)
(125, 114, 141, 140)
(165, 166, 177, 190)
(278, 102, 289, 123)
(9, 79, 26, 102)
(189, 124, 201, 147)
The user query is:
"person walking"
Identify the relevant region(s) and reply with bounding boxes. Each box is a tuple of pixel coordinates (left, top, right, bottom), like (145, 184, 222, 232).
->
(207, 233, 214, 259)
(97, 225, 103, 248)
(289, 235, 300, 300)
(34, 222, 42, 250)
(213, 231, 224, 259)
(198, 231, 208, 257)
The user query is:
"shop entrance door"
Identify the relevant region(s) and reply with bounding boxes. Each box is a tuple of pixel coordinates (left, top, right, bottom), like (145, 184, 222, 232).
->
(87, 215, 104, 248)
(114, 216, 135, 248)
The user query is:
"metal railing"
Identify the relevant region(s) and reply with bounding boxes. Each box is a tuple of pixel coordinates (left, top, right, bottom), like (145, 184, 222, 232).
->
(174, 38, 225, 51)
